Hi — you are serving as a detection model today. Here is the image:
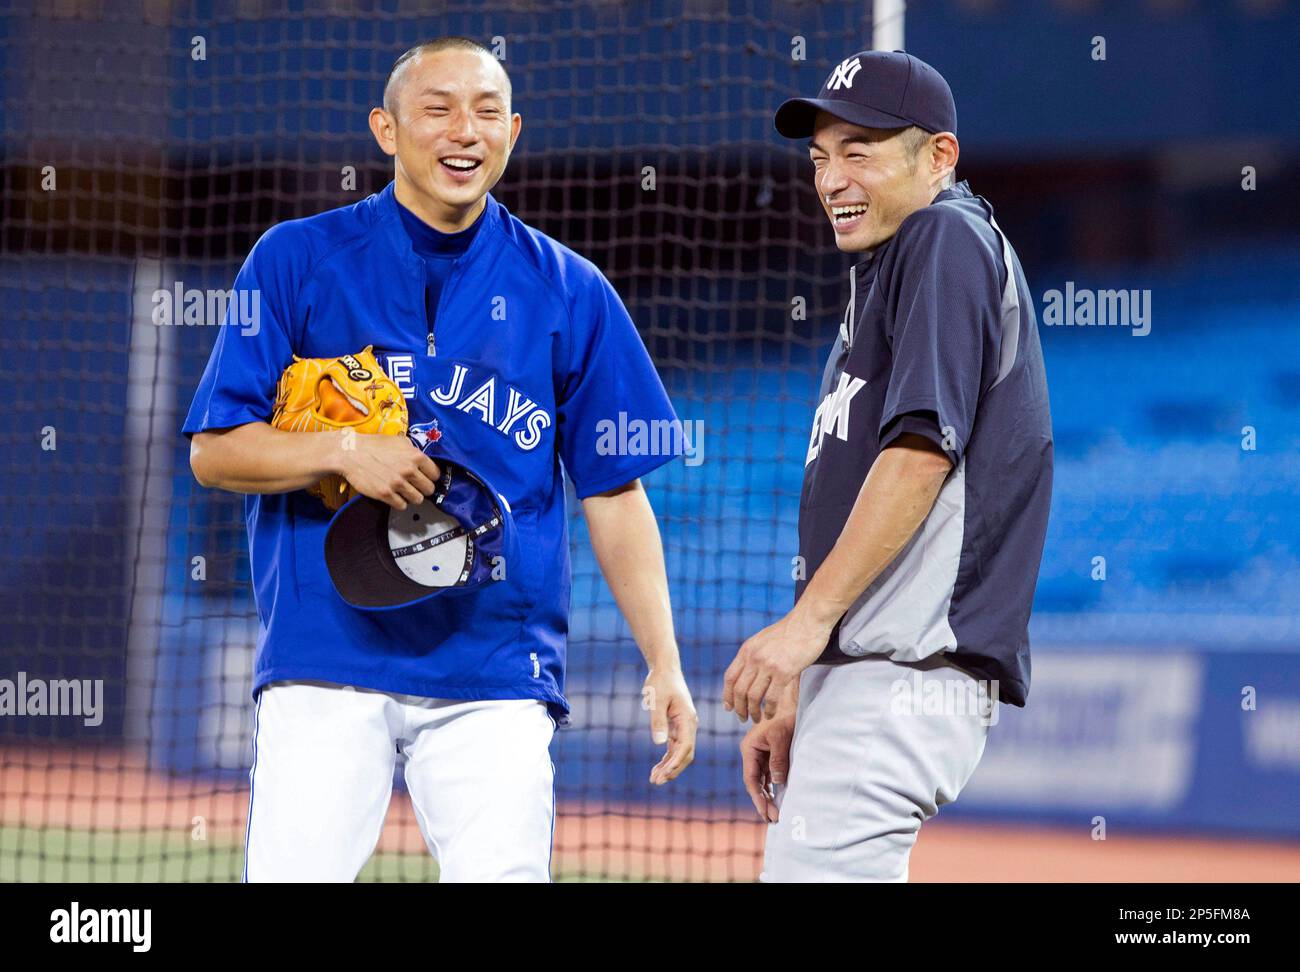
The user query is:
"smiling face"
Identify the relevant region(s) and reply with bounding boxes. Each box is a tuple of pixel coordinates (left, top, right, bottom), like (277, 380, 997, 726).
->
(809, 112, 948, 253)
(369, 47, 521, 232)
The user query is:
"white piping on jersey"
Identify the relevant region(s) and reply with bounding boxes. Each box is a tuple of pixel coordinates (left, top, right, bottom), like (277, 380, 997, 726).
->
(839, 263, 858, 349)
(837, 213, 1019, 378)
(988, 215, 1021, 389)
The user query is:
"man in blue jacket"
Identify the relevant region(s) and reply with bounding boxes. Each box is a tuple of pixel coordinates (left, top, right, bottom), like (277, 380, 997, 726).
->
(186, 37, 697, 882)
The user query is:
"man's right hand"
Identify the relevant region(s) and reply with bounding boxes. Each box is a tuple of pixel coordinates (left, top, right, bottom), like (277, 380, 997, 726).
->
(336, 433, 441, 510)
(740, 713, 796, 823)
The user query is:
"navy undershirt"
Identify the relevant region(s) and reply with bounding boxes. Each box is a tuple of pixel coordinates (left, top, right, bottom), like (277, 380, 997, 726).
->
(395, 199, 484, 332)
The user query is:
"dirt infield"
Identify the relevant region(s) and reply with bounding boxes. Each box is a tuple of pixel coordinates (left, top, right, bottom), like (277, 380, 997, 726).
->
(911, 819, 1300, 882)
(4, 744, 1297, 882)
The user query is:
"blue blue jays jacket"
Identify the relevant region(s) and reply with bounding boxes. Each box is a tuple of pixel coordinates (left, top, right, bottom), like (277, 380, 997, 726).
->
(183, 183, 681, 719)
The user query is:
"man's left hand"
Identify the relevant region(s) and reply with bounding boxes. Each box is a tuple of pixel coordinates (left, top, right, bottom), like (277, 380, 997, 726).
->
(723, 611, 831, 723)
(643, 665, 698, 785)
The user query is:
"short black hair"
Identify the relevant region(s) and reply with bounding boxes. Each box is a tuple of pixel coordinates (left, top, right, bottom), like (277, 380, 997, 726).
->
(382, 37, 511, 115)
(898, 125, 932, 160)
(898, 125, 955, 187)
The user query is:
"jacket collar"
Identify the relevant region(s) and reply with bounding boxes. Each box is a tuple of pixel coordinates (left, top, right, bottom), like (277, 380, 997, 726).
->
(939, 178, 974, 202)
(841, 181, 975, 346)
(848, 179, 975, 278)
(847, 178, 972, 268)
(375, 181, 503, 275)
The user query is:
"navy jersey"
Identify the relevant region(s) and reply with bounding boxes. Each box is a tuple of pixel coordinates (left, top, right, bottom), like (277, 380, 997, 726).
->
(183, 184, 680, 720)
(798, 181, 1053, 706)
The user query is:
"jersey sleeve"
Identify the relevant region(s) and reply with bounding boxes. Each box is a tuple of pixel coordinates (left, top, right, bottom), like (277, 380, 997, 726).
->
(876, 208, 1003, 464)
(181, 224, 301, 438)
(555, 269, 680, 499)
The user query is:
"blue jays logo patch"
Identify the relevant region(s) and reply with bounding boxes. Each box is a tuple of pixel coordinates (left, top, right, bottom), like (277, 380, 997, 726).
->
(408, 419, 444, 450)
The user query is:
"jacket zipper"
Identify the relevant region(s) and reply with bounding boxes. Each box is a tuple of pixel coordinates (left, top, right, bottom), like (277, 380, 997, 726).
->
(425, 284, 436, 356)
(420, 206, 486, 356)
(841, 264, 857, 351)
(427, 261, 469, 357)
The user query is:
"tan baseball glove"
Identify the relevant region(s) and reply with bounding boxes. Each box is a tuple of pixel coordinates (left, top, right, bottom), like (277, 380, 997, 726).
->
(271, 346, 409, 511)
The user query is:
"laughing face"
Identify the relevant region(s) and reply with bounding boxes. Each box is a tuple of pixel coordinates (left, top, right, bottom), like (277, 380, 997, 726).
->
(809, 112, 942, 253)
(369, 48, 521, 232)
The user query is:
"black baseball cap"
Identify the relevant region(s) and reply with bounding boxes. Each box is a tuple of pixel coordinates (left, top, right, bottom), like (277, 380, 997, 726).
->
(774, 50, 956, 139)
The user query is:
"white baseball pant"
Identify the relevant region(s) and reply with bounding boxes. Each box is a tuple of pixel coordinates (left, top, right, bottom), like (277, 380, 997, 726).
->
(244, 680, 556, 882)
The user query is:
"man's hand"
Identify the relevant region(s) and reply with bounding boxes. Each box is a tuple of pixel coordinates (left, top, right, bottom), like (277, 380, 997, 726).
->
(741, 713, 795, 823)
(337, 434, 441, 510)
(723, 610, 831, 723)
(643, 665, 698, 785)
(582, 480, 696, 785)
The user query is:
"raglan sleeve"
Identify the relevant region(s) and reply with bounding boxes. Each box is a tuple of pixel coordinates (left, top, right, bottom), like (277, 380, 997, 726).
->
(555, 266, 682, 499)
(877, 208, 1003, 465)
(180, 223, 300, 438)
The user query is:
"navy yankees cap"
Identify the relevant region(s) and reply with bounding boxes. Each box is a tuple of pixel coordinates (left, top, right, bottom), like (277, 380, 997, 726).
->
(774, 50, 956, 139)
(324, 438, 516, 611)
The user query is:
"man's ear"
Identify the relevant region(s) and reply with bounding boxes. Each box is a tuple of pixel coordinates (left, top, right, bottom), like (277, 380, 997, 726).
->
(369, 107, 397, 157)
(508, 112, 522, 153)
(931, 132, 959, 183)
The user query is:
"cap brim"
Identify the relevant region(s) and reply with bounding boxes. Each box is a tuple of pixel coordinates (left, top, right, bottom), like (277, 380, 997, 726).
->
(774, 97, 915, 139)
(325, 494, 443, 609)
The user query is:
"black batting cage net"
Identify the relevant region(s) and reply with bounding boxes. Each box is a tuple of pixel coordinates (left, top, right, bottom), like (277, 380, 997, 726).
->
(0, 0, 887, 881)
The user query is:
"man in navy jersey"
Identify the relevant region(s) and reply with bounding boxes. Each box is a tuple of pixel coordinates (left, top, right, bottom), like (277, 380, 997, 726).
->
(185, 37, 697, 882)
(724, 51, 1053, 881)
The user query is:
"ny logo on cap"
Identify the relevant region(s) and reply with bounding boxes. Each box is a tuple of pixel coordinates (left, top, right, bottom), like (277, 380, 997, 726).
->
(827, 56, 862, 91)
